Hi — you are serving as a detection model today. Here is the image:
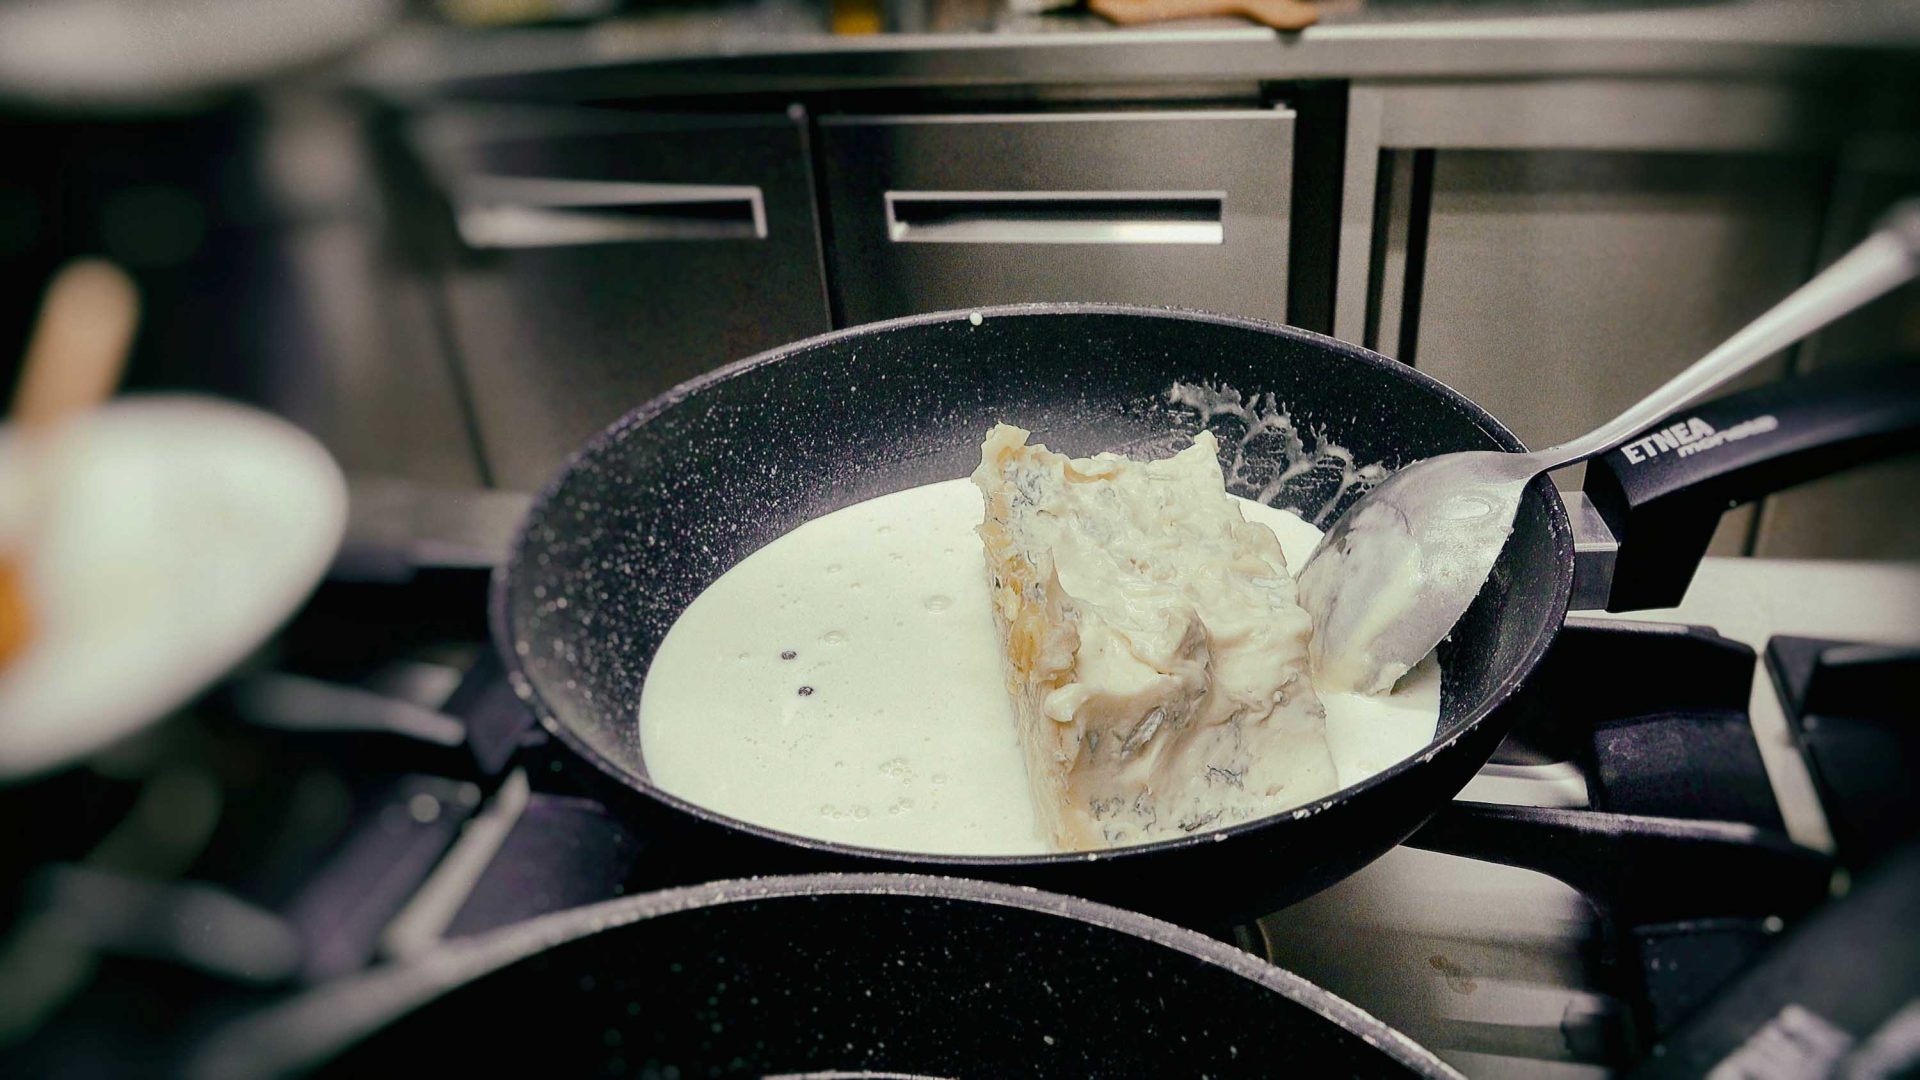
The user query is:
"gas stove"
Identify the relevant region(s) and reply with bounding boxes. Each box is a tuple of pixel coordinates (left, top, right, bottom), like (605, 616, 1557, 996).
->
(2, 553, 1915, 1077)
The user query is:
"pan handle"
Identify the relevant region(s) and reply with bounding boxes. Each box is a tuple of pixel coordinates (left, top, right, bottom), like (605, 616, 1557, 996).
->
(1579, 360, 1920, 612)
(1404, 801, 1832, 926)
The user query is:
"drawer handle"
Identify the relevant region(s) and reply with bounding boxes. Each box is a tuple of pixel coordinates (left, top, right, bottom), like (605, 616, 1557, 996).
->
(454, 177, 767, 248)
(884, 190, 1225, 245)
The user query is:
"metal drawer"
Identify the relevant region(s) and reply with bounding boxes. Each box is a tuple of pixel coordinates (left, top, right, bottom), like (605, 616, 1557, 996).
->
(413, 107, 831, 491)
(817, 109, 1295, 325)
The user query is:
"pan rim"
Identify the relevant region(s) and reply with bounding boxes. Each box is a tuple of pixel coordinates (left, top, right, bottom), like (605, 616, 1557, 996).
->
(189, 872, 1463, 1080)
(490, 301, 1575, 869)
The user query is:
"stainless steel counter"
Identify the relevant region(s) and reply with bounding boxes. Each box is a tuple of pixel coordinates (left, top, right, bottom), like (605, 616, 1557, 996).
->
(353, 0, 1920, 100)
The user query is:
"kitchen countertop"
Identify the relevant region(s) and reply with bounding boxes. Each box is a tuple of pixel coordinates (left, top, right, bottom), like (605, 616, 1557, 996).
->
(351, 0, 1920, 101)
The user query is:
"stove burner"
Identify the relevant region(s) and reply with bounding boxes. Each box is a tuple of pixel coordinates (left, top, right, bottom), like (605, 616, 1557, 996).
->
(1768, 636, 1920, 871)
(3, 570, 1911, 1077)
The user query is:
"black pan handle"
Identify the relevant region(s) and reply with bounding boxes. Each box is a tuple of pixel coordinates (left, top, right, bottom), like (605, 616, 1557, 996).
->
(1404, 801, 1833, 926)
(1581, 361, 1920, 613)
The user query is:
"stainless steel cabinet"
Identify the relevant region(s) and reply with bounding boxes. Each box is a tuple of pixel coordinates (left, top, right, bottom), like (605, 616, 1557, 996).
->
(414, 106, 831, 490)
(1336, 76, 1920, 561)
(817, 109, 1295, 325)
(1407, 150, 1828, 556)
(1754, 141, 1920, 560)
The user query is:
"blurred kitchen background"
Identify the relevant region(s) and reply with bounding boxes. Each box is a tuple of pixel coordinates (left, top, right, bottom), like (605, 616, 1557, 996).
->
(0, 0, 1916, 560)
(1, 3, 1918, 1076)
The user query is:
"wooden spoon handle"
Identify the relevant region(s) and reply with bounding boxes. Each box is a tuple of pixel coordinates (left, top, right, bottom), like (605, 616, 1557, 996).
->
(1089, 0, 1317, 30)
(0, 260, 139, 670)
(11, 260, 140, 430)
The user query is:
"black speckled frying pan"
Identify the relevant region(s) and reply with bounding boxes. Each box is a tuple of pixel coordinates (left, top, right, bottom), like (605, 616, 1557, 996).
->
(495, 304, 1569, 926)
(489, 303, 1918, 925)
(192, 875, 1458, 1078)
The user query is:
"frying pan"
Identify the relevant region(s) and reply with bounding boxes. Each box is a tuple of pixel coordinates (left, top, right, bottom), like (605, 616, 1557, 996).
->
(191, 874, 1457, 1078)
(492, 303, 1916, 926)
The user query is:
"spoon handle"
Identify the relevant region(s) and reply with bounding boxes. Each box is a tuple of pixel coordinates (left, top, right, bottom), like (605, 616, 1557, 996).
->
(1540, 198, 1920, 469)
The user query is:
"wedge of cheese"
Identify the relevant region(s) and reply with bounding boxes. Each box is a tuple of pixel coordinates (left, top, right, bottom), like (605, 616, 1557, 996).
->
(972, 424, 1338, 850)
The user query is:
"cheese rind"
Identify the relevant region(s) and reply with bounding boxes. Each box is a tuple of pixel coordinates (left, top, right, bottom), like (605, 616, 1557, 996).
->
(973, 423, 1337, 850)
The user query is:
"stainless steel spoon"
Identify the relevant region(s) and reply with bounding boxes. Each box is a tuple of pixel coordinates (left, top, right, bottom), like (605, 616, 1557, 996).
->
(1298, 199, 1920, 695)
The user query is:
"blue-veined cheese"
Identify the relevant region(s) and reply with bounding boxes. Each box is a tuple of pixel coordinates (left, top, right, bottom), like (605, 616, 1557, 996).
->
(973, 424, 1338, 849)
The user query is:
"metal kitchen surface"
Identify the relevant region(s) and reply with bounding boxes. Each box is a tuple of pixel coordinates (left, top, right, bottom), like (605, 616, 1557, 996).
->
(349, 0, 1920, 99)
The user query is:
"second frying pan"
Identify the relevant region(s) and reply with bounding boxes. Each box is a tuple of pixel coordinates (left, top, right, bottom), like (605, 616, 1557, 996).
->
(191, 874, 1456, 1078)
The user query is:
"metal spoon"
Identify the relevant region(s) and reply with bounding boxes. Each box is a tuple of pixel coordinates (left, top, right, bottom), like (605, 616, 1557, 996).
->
(1298, 199, 1920, 695)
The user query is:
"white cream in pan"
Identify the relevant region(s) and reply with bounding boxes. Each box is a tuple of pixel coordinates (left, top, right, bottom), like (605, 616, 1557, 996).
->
(637, 478, 1441, 856)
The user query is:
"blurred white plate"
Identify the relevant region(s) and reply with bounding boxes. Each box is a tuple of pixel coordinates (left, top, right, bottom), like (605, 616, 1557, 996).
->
(0, 395, 346, 779)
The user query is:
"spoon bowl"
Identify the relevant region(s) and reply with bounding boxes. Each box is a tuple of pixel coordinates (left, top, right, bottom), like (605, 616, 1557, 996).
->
(1298, 450, 1534, 694)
